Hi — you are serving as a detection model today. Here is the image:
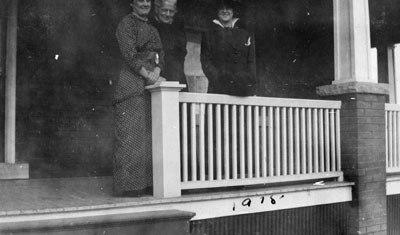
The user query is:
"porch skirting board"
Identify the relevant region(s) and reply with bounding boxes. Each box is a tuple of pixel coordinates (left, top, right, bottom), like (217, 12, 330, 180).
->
(0, 163, 29, 180)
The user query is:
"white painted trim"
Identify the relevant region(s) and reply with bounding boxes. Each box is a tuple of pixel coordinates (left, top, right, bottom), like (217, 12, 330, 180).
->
(387, 175, 400, 195)
(179, 92, 341, 109)
(182, 172, 344, 190)
(386, 103, 400, 112)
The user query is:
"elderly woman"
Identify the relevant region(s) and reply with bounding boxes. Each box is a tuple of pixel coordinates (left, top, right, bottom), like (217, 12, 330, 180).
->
(201, 0, 256, 96)
(114, 0, 165, 197)
(150, 0, 187, 88)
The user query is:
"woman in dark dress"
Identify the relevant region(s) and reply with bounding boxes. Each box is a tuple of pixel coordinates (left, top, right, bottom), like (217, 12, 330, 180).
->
(150, 0, 187, 88)
(201, 0, 256, 96)
(114, 0, 165, 197)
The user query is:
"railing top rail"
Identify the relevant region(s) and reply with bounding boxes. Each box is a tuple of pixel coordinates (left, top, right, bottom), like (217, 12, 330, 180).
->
(385, 103, 400, 111)
(179, 92, 341, 109)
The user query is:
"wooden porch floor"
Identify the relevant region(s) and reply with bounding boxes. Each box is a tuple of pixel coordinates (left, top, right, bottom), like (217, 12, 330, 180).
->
(0, 176, 353, 218)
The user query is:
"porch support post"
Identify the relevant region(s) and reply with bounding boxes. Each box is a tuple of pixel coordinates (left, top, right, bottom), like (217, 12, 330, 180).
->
(0, 0, 28, 179)
(333, 0, 377, 84)
(5, 0, 17, 164)
(146, 82, 186, 198)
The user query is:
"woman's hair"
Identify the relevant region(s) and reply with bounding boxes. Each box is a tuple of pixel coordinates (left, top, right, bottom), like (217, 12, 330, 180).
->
(154, 0, 177, 8)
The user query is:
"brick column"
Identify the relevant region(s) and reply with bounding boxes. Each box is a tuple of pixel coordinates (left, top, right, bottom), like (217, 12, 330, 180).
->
(317, 82, 388, 235)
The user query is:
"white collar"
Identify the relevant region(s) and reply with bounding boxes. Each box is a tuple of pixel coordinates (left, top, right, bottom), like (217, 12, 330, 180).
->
(213, 18, 239, 28)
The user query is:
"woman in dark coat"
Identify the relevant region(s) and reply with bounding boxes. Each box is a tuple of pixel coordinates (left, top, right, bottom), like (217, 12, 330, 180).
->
(150, 0, 187, 88)
(114, 0, 165, 197)
(201, 0, 256, 96)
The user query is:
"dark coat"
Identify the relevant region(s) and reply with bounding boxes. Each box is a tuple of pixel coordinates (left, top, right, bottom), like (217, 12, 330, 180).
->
(150, 17, 187, 87)
(201, 19, 256, 96)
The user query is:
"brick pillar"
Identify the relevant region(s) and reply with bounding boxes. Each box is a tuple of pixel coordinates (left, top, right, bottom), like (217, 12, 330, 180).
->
(317, 82, 388, 235)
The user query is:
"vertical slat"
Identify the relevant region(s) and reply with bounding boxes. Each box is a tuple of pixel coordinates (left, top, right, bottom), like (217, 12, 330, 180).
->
(216, 104, 222, 180)
(261, 107, 267, 177)
(336, 109, 341, 171)
(240, 106, 245, 179)
(268, 107, 274, 176)
(307, 108, 312, 173)
(394, 111, 400, 167)
(254, 106, 260, 178)
(232, 105, 238, 179)
(389, 111, 393, 168)
(247, 106, 253, 178)
(324, 109, 331, 172)
(301, 108, 306, 174)
(223, 105, 230, 180)
(190, 103, 197, 181)
(288, 107, 294, 175)
(282, 107, 287, 176)
(386, 110, 389, 169)
(199, 104, 206, 180)
(319, 109, 325, 172)
(313, 109, 319, 173)
(393, 111, 397, 170)
(207, 104, 214, 180)
(181, 103, 188, 182)
(294, 108, 300, 174)
(330, 109, 337, 172)
(275, 107, 281, 176)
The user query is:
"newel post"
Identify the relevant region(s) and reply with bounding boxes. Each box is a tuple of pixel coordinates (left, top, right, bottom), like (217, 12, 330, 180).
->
(146, 81, 186, 198)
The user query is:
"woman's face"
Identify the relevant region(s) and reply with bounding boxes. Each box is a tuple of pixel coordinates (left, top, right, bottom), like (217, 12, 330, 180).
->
(131, 0, 151, 16)
(217, 7, 233, 24)
(156, 3, 177, 24)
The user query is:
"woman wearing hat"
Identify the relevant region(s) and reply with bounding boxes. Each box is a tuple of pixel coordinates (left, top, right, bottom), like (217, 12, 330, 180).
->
(114, 0, 165, 197)
(150, 0, 187, 89)
(201, 0, 256, 96)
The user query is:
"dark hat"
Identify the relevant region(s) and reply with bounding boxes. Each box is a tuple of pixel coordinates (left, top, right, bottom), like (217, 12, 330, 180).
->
(215, 0, 235, 11)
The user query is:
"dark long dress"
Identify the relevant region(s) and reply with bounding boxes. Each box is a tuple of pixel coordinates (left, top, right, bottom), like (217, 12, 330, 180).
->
(201, 19, 256, 96)
(114, 13, 164, 195)
(149, 16, 187, 87)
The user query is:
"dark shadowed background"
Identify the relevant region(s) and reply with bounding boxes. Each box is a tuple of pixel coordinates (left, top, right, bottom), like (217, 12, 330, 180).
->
(0, 0, 396, 178)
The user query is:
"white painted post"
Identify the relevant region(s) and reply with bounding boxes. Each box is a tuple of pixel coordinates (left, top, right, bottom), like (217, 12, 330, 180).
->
(146, 81, 185, 198)
(5, 0, 18, 164)
(388, 44, 400, 104)
(333, 0, 376, 84)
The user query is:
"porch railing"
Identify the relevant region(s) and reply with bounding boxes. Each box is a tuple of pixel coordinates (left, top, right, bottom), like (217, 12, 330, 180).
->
(147, 82, 343, 198)
(386, 103, 400, 174)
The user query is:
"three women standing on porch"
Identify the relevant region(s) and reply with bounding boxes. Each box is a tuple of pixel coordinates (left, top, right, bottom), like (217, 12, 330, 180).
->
(113, 0, 165, 197)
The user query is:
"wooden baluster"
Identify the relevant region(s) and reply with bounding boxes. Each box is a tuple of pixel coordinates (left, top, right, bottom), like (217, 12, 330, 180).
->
(282, 107, 287, 176)
(207, 104, 214, 180)
(199, 104, 206, 180)
(324, 109, 330, 172)
(261, 107, 267, 177)
(294, 108, 300, 175)
(268, 107, 274, 176)
(319, 109, 325, 172)
(313, 109, 319, 173)
(247, 106, 253, 178)
(330, 109, 336, 172)
(301, 108, 306, 174)
(216, 104, 222, 180)
(224, 105, 230, 180)
(288, 107, 294, 175)
(181, 103, 188, 182)
(232, 105, 238, 179)
(336, 109, 341, 171)
(307, 108, 312, 173)
(240, 106, 245, 179)
(275, 107, 281, 176)
(254, 106, 260, 178)
(190, 104, 197, 181)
